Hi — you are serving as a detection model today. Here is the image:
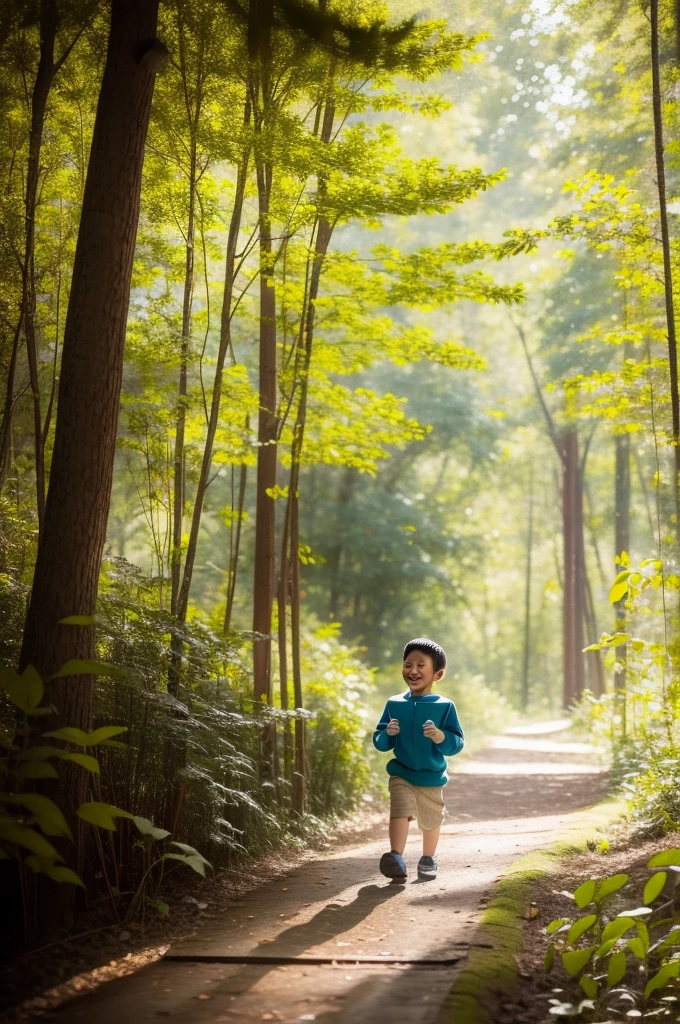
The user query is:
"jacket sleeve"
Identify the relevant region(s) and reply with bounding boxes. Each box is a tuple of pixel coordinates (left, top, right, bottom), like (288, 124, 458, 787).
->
(373, 703, 396, 752)
(435, 700, 464, 757)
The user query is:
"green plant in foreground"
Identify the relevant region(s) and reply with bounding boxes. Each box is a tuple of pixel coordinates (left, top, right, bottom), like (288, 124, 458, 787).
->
(0, 661, 210, 913)
(544, 852, 680, 1018)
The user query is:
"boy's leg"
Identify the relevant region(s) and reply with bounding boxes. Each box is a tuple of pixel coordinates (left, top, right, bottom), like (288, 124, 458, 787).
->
(389, 816, 410, 855)
(415, 786, 445, 879)
(422, 825, 440, 858)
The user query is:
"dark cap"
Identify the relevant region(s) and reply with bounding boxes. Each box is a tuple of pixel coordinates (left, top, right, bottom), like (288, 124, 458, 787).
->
(403, 637, 446, 672)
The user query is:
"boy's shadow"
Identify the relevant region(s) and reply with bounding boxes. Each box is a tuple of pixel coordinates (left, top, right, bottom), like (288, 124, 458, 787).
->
(239, 881, 402, 963)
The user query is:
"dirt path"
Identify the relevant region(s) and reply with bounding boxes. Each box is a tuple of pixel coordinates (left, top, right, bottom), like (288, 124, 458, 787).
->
(31, 722, 609, 1024)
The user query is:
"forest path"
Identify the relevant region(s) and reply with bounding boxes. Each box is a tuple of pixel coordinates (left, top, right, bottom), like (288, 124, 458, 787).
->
(38, 722, 609, 1024)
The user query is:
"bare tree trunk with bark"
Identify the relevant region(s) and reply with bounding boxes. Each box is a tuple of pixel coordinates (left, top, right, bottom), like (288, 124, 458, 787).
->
(651, 0, 680, 541)
(521, 465, 533, 711)
(614, 431, 631, 720)
(20, 0, 165, 817)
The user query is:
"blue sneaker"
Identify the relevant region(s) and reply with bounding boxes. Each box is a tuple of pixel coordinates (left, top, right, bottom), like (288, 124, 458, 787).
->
(417, 856, 437, 880)
(379, 850, 407, 882)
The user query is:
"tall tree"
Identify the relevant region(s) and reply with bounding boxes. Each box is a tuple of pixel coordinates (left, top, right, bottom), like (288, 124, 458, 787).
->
(650, 0, 680, 540)
(20, 0, 166, 818)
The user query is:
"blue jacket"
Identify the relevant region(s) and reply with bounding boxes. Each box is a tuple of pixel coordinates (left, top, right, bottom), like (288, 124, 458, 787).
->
(373, 691, 464, 787)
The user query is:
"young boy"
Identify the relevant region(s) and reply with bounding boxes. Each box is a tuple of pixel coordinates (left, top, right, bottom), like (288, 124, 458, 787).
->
(373, 637, 464, 883)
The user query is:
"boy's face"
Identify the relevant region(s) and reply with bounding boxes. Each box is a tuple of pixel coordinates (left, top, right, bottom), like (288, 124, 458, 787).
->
(402, 650, 444, 696)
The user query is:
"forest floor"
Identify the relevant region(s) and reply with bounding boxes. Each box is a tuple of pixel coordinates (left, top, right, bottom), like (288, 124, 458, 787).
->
(2, 721, 614, 1024)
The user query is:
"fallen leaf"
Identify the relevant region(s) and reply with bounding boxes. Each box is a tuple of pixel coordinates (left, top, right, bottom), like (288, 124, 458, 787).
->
(197, 993, 212, 1001)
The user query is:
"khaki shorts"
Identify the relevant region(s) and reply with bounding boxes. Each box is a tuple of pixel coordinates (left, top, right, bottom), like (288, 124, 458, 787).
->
(388, 775, 446, 832)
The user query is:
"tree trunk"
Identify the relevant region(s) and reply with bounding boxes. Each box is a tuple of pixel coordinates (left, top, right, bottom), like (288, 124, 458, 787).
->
(651, 0, 680, 542)
(327, 466, 355, 619)
(521, 465, 533, 712)
(20, 0, 165, 817)
(167, 146, 197, 699)
(290, 487, 305, 814)
(614, 430, 631, 711)
(583, 568, 605, 696)
(277, 472, 292, 786)
(224, 458, 248, 634)
(562, 429, 585, 707)
(252, 153, 278, 707)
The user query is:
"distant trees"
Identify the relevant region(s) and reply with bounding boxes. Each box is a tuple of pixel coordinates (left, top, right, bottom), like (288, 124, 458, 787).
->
(0, 0, 531, 829)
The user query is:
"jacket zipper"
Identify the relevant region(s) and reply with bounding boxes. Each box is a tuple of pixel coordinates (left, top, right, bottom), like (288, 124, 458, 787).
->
(412, 701, 417, 769)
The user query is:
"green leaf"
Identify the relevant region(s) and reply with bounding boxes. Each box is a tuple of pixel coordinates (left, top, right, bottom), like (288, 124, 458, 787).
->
(635, 920, 650, 954)
(15, 761, 58, 779)
(20, 745, 94, 768)
(24, 856, 84, 887)
(579, 975, 598, 999)
(645, 961, 680, 998)
(596, 873, 628, 900)
(657, 926, 680, 952)
(627, 937, 646, 959)
(568, 915, 598, 945)
(59, 615, 96, 625)
(133, 816, 171, 841)
(644, 872, 667, 905)
(544, 945, 555, 972)
(42, 863, 85, 887)
(648, 849, 680, 868)
(86, 726, 128, 746)
(162, 852, 207, 876)
(76, 802, 133, 830)
(0, 794, 71, 839)
(0, 816, 63, 861)
(147, 897, 169, 916)
(42, 726, 127, 747)
(595, 939, 616, 958)
(42, 728, 91, 746)
(562, 947, 596, 977)
(62, 752, 100, 774)
(21, 665, 44, 710)
(601, 917, 635, 943)
(574, 880, 596, 909)
(607, 950, 627, 987)
(609, 575, 630, 603)
(169, 841, 211, 867)
(51, 660, 124, 680)
(547, 918, 569, 935)
(0, 665, 44, 713)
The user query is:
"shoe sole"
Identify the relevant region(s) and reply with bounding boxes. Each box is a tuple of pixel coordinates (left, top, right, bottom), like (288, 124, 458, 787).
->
(417, 871, 437, 881)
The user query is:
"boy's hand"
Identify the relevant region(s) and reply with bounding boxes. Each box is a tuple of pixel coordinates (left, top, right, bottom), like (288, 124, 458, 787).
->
(386, 718, 400, 736)
(423, 720, 445, 744)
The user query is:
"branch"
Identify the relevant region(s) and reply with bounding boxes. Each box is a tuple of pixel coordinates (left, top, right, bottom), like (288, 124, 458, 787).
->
(511, 316, 564, 464)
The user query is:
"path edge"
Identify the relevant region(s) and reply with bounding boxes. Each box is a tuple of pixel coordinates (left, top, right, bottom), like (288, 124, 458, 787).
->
(437, 797, 626, 1024)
